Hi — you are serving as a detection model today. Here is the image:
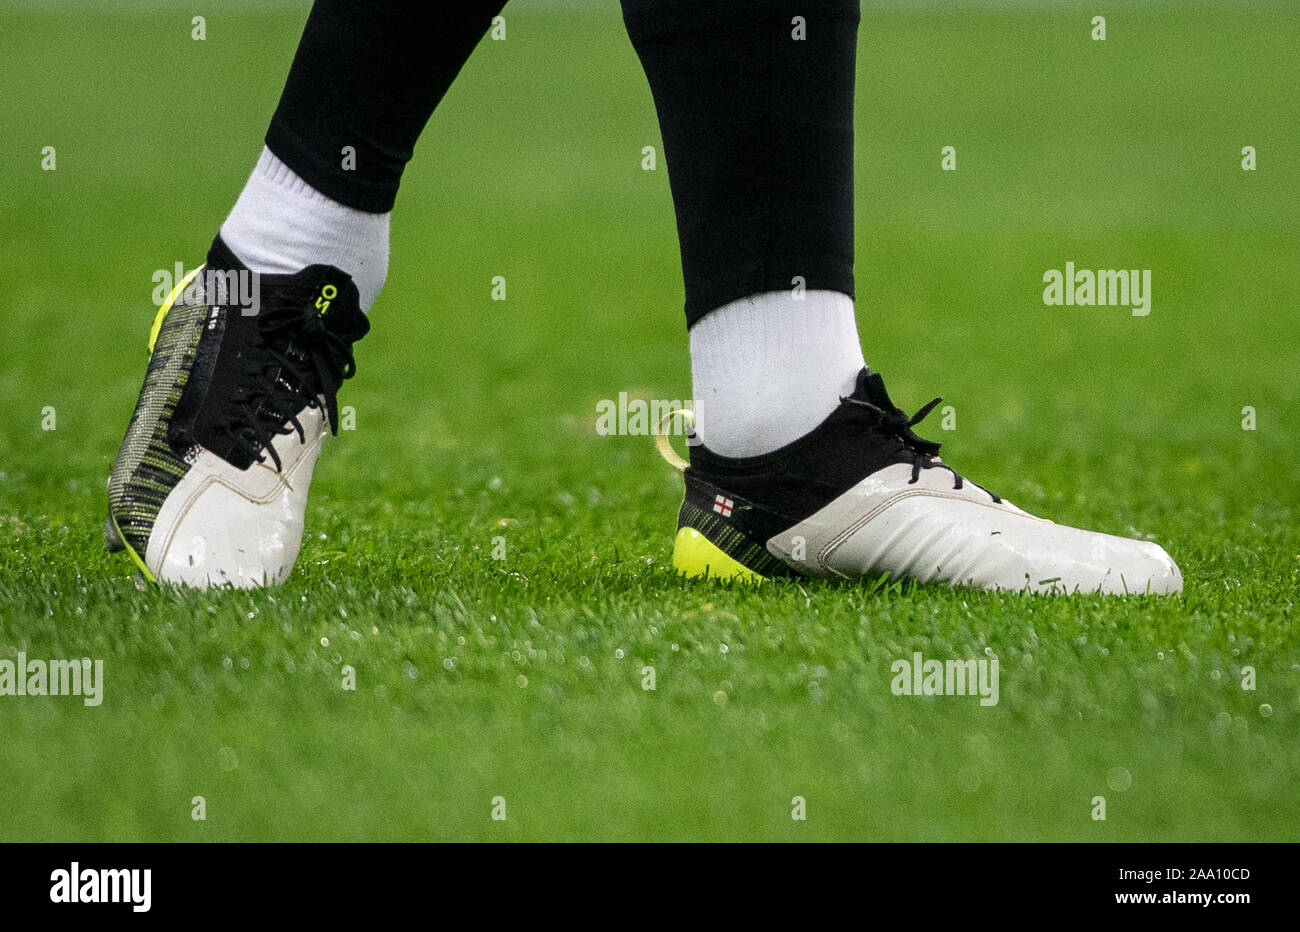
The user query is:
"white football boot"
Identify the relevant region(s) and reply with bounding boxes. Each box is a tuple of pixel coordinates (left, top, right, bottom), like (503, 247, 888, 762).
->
(663, 369, 1182, 595)
(107, 236, 369, 588)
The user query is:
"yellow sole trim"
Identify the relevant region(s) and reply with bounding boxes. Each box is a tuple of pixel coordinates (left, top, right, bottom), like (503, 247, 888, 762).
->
(109, 511, 157, 584)
(148, 264, 203, 352)
(672, 527, 766, 583)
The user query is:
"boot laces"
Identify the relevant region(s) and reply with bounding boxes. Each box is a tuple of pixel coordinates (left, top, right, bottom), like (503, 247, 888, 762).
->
(213, 286, 357, 472)
(842, 393, 1001, 503)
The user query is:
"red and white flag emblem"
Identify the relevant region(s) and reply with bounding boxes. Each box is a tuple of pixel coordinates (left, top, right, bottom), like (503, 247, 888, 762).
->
(712, 494, 734, 517)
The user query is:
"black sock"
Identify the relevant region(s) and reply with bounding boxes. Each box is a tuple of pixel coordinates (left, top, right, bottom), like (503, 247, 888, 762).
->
(265, 0, 507, 213)
(621, 0, 859, 327)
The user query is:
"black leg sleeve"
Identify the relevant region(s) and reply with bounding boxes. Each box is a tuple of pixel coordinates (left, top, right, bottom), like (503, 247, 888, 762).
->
(265, 0, 507, 213)
(622, 0, 859, 328)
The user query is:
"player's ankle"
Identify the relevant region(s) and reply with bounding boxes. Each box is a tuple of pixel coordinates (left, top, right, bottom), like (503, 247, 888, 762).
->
(219, 146, 390, 312)
(688, 289, 865, 458)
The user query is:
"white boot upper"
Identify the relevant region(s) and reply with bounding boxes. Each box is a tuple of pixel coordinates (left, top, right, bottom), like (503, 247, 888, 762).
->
(144, 406, 327, 589)
(765, 462, 1182, 595)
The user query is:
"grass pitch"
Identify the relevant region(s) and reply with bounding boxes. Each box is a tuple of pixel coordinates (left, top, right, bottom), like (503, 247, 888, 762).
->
(0, 1, 1297, 841)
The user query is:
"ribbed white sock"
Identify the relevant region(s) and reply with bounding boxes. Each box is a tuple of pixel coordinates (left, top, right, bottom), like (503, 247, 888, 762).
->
(689, 289, 866, 458)
(219, 147, 390, 312)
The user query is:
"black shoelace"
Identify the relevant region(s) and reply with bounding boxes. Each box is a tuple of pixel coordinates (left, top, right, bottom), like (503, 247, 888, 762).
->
(214, 287, 357, 472)
(842, 394, 1002, 503)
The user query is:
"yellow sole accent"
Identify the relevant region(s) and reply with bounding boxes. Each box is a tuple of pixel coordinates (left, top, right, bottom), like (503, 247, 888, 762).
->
(109, 511, 157, 584)
(148, 264, 204, 352)
(672, 527, 766, 583)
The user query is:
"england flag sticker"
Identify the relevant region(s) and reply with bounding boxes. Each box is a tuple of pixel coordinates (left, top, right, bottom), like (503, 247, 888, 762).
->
(712, 494, 734, 517)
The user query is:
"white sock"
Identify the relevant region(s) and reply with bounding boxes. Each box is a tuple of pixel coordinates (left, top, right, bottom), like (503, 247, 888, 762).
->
(219, 147, 390, 312)
(689, 289, 866, 458)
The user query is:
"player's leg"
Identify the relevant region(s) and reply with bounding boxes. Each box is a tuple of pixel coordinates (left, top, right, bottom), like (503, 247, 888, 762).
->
(625, 0, 1181, 594)
(226, 1, 506, 309)
(107, 0, 505, 588)
(624, 0, 862, 457)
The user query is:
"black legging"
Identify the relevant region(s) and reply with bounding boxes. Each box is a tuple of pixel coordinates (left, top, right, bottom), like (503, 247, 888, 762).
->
(264, 0, 858, 328)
